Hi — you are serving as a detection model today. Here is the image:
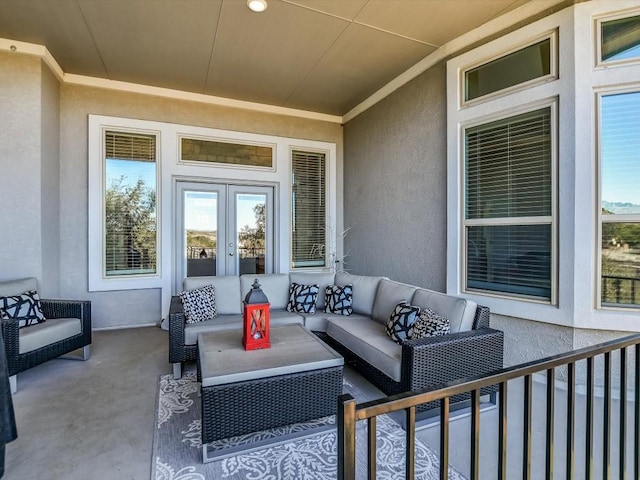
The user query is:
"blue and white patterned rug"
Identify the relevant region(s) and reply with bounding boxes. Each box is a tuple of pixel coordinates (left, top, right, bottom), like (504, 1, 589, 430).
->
(151, 370, 467, 480)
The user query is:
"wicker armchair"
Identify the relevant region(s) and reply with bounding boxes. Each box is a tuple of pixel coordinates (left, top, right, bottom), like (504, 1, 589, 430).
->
(0, 278, 92, 393)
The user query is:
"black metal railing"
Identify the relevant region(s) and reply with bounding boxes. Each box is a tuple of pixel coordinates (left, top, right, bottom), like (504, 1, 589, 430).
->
(338, 333, 640, 479)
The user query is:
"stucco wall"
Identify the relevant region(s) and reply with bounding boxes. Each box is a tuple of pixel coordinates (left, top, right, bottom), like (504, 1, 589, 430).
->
(40, 63, 60, 297)
(59, 84, 343, 328)
(343, 62, 447, 290)
(0, 53, 44, 286)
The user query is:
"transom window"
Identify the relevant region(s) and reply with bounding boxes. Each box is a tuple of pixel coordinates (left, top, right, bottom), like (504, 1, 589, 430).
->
(600, 13, 640, 63)
(464, 106, 555, 301)
(600, 91, 640, 307)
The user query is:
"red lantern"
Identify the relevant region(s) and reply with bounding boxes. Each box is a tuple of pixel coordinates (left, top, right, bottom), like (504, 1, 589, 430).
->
(242, 279, 271, 351)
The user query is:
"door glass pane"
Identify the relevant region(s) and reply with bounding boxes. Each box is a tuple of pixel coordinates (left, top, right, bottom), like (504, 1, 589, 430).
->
(602, 222, 640, 306)
(184, 191, 217, 277)
(236, 194, 266, 275)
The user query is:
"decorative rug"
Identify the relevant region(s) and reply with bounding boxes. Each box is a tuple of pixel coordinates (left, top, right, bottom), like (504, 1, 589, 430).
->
(151, 370, 467, 480)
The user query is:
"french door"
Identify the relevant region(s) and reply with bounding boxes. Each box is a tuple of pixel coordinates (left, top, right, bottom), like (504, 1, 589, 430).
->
(175, 182, 274, 288)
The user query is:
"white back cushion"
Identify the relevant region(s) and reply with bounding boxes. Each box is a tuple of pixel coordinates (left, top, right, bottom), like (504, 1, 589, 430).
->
(0, 277, 38, 297)
(183, 276, 242, 315)
(411, 288, 477, 333)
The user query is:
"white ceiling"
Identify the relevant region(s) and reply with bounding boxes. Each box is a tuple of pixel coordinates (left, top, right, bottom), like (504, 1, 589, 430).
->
(0, 0, 546, 116)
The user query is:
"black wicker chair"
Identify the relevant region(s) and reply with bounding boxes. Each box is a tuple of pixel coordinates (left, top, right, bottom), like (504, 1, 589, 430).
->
(0, 278, 92, 393)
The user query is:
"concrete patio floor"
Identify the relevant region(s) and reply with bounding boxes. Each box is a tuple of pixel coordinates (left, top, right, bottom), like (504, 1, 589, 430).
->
(4, 327, 633, 479)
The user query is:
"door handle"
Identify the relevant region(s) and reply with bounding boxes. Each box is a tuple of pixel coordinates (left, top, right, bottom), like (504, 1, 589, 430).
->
(229, 252, 234, 256)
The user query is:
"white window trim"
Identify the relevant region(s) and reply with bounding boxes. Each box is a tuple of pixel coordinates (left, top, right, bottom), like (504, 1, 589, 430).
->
(594, 7, 640, 69)
(460, 30, 558, 108)
(88, 117, 163, 292)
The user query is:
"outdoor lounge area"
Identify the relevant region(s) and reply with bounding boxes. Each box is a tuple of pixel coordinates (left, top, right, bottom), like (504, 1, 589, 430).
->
(2, 0, 640, 478)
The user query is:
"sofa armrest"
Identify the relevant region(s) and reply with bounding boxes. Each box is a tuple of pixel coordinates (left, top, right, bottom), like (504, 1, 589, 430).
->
(169, 296, 186, 363)
(400, 327, 504, 391)
(0, 318, 20, 365)
(472, 305, 490, 329)
(41, 299, 92, 336)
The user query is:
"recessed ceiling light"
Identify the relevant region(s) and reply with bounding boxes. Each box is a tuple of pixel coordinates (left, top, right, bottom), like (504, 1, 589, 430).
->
(247, 0, 267, 13)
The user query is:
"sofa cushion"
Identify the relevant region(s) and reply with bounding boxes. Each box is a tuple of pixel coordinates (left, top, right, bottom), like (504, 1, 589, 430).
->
(411, 289, 477, 333)
(19, 317, 81, 354)
(413, 308, 450, 339)
(335, 272, 385, 316)
(301, 312, 370, 333)
(289, 272, 335, 310)
(180, 285, 217, 324)
(0, 277, 38, 297)
(326, 317, 402, 382)
(385, 301, 420, 344)
(184, 311, 303, 345)
(324, 284, 353, 316)
(372, 279, 418, 325)
(0, 289, 47, 328)
(183, 276, 241, 315)
(287, 283, 319, 313)
(241, 274, 290, 310)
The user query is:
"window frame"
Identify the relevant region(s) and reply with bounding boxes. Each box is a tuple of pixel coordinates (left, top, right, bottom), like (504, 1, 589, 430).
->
(89, 119, 163, 292)
(596, 86, 640, 310)
(461, 101, 559, 305)
(460, 30, 558, 108)
(595, 8, 640, 69)
(289, 147, 330, 270)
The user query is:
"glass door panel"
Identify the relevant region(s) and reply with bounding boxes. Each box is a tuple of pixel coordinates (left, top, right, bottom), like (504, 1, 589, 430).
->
(184, 191, 218, 277)
(234, 193, 267, 275)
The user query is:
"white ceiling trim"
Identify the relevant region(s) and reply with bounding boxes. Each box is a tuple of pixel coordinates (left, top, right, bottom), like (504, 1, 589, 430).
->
(0, 37, 342, 124)
(342, 0, 568, 122)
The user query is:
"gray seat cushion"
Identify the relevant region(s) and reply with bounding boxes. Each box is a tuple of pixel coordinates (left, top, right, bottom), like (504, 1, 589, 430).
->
(301, 312, 371, 332)
(326, 317, 402, 382)
(19, 317, 82, 354)
(334, 272, 385, 316)
(184, 310, 303, 345)
(183, 276, 242, 315)
(411, 289, 477, 333)
(371, 279, 418, 325)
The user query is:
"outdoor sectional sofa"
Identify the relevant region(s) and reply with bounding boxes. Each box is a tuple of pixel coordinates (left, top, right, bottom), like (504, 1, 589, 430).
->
(169, 272, 503, 413)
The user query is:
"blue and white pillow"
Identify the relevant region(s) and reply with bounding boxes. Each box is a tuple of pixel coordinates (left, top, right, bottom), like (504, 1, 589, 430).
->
(287, 283, 320, 314)
(0, 289, 47, 328)
(323, 284, 353, 316)
(385, 301, 420, 344)
(180, 285, 217, 324)
(413, 308, 450, 339)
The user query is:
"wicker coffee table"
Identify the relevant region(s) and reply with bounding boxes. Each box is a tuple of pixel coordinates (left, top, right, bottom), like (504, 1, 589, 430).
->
(197, 324, 344, 463)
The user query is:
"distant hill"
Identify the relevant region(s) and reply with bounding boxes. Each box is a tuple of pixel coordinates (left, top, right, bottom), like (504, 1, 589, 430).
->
(602, 201, 640, 214)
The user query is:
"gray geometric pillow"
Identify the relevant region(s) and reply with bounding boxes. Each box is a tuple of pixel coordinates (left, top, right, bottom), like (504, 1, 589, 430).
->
(323, 284, 353, 316)
(385, 301, 420, 344)
(413, 308, 450, 339)
(0, 289, 47, 328)
(287, 283, 319, 314)
(180, 285, 217, 324)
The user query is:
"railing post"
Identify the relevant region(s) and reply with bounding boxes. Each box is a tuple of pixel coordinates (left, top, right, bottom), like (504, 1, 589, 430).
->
(338, 393, 356, 480)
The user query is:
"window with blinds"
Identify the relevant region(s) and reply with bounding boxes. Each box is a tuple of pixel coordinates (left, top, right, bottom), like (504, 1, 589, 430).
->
(600, 91, 640, 307)
(464, 106, 554, 300)
(104, 131, 158, 277)
(291, 150, 326, 268)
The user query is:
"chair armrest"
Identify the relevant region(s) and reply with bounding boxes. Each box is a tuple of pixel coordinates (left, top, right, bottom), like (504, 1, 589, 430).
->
(169, 296, 186, 363)
(41, 299, 91, 331)
(400, 327, 504, 391)
(0, 318, 20, 364)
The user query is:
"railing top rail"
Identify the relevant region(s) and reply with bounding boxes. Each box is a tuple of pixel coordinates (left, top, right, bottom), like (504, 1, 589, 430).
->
(353, 332, 640, 421)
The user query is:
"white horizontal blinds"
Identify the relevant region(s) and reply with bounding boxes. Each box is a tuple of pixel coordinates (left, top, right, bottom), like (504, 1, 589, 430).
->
(464, 107, 552, 300)
(104, 131, 158, 277)
(466, 108, 551, 219)
(291, 150, 326, 268)
(601, 91, 640, 306)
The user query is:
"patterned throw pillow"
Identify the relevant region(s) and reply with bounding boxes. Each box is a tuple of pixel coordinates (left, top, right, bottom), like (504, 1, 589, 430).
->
(323, 284, 353, 316)
(385, 301, 420, 344)
(287, 283, 320, 314)
(413, 308, 450, 339)
(180, 285, 217, 324)
(0, 289, 47, 328)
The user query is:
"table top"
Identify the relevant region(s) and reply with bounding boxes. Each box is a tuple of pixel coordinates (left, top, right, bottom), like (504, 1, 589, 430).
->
(198, 324, 344, 387)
